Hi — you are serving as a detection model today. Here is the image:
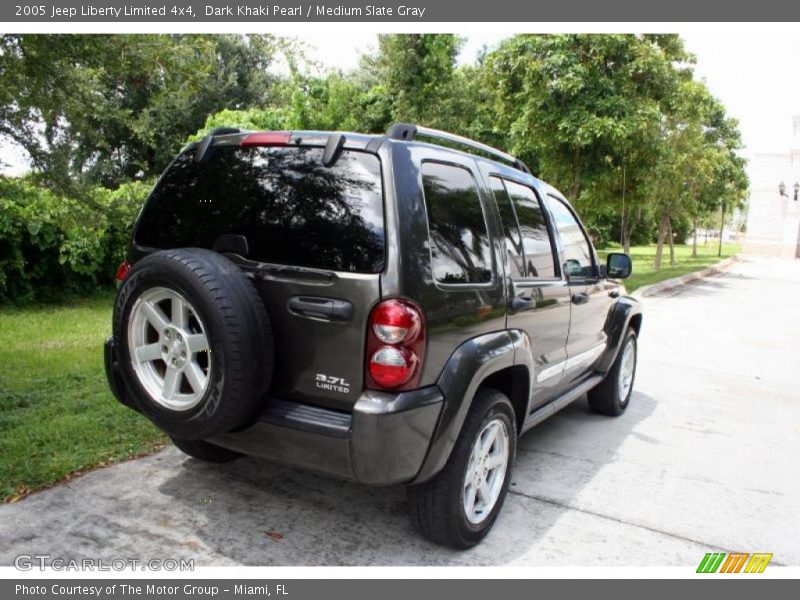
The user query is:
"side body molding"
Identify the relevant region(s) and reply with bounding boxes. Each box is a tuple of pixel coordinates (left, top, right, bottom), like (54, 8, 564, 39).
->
(595, 295, 643, 373)
(412, 329, 526, 483)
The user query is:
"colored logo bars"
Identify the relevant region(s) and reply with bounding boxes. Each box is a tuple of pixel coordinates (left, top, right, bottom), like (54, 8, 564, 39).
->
(697, 552, 773, 573)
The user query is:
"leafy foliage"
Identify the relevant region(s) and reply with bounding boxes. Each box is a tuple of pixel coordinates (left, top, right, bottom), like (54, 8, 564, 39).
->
(0, 34, 282, 195)
(485, 35, 694, 247)
(0, 176, 152, 303)
(0, 33, 750, 303)
(646, 78, 748, 266)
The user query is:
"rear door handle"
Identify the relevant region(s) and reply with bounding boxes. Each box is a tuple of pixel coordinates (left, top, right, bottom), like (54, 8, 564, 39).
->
(287, 296, 354, 322)
(571, 292, 589, 305)
(608, 290, 620, 299)
(510, 296, 536, 312)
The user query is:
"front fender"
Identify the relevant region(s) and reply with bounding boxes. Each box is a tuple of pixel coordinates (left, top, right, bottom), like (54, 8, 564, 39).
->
(596, 295, 642, 373)
(412, 329, 524, 483)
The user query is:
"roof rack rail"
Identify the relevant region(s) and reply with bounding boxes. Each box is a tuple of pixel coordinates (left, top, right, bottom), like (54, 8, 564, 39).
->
(194, 127, 241, 163)
(386, 122, 531, 175)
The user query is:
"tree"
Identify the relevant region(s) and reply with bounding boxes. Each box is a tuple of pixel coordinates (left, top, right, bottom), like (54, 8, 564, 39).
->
(190, 34, 470, 138)
(357, 34, 463, 129)
(0, 34, 283, 196)
(648, 79, 747, 269)
(485, 34, 692, 248)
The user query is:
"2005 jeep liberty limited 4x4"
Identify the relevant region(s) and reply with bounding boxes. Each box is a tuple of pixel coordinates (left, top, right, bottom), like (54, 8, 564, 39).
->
(105, 123, 642, 548)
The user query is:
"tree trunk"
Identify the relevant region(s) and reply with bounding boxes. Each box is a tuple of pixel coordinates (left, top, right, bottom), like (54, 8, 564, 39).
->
(622, 209, 632, 254)
(620, 163, 627, 252)
(718, 200, 726, 257)
(654, 214, 669, 270)
(622, 201, 638, 254)
(570, 144, 581, 200)
(668, 220, 676, 266)
(692, 217, 699, 258)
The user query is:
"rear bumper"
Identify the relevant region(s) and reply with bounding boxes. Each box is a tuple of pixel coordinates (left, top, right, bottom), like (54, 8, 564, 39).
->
(104, 336, 444, 486)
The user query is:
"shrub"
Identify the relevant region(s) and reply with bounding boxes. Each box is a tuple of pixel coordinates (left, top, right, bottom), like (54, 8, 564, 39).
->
(0, 177, 153, 304)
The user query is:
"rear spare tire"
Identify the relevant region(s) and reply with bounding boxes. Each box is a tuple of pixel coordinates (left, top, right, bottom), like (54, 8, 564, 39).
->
(113, 248, 273, 440)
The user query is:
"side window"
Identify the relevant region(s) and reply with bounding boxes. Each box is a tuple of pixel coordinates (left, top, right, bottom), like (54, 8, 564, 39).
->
(421, 162, 493, 284)
(504, 180, 557, 279)
(489, 176, 525, 278)
(547, 196, 596, 278)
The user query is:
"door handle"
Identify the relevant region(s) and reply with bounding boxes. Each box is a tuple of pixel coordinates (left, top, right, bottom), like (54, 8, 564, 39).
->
(571, 292, 590, 305)
(608, 290, 620, 299)
(287, 296, 353, 322)
(510, 296, 536, 312)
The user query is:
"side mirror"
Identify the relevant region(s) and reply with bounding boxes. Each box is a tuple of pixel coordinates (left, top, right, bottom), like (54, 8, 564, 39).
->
(606, 253, 632, 279)
(563, 259, 583, 277)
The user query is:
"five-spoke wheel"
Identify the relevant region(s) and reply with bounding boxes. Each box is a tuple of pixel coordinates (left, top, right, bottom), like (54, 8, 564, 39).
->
(407, 388, 516, 548)
(463, 418, 510, 525)
(127, 287, 211, 411)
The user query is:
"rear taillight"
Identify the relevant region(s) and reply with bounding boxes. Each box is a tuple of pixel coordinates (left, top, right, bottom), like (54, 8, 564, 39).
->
(240, 131, 292, 147)
(366, 299, 425, 390)
(372, 300, 421, 343)
(115, 261, 131, 285)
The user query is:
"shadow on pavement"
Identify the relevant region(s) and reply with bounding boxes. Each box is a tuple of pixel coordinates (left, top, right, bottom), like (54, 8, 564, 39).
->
(157, 391, 656, 565)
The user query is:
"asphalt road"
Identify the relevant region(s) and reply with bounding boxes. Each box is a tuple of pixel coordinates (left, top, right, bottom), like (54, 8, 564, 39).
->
(1, 256, 798, 566)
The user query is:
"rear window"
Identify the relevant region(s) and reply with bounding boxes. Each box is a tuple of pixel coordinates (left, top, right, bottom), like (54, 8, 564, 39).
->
(135, 145, 384, 273)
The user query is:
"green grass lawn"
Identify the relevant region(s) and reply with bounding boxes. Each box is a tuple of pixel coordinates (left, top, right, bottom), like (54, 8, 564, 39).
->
(598, 242, 742, 293)
(0, 291, 166, 502)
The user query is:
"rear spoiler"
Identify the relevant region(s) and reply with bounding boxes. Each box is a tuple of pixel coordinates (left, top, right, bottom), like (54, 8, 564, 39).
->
(195, 128, 348, 167)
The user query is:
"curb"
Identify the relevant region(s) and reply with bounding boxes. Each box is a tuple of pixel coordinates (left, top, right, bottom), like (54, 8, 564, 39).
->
(631, 255, 742, 299)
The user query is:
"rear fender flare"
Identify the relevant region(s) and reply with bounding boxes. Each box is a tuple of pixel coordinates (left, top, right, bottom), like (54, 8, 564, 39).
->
(412, 329, 527, 483)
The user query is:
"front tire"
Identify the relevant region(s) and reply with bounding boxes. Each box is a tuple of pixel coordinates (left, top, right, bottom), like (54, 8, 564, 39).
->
(588, 329, 638, 416)
(407, 388, 517, 549)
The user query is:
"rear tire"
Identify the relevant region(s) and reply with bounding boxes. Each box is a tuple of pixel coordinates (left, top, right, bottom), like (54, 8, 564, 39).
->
(171, 437, 242, 463)
(588, 329, 637, 416)
(407, 388, 517, 549)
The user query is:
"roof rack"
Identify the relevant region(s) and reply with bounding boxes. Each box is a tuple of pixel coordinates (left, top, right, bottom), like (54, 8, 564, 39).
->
(386, 122, 531, 175)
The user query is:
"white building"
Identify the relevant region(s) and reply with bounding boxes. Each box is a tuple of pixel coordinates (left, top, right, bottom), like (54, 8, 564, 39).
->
(744, 116, 800, 258)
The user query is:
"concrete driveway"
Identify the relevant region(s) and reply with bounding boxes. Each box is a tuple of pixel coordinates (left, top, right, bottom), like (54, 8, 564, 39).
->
(1, 256, 798, 566)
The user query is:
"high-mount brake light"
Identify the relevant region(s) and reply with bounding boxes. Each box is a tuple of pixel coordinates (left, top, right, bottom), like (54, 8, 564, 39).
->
(366, 299, 426, 390)
(241, 132, 292, 147)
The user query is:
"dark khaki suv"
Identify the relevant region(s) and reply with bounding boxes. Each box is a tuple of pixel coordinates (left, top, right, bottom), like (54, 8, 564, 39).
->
(105, 123, 642, 548)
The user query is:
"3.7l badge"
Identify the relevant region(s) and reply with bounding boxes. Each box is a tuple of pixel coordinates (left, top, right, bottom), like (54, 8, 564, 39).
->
(315, 373, 351, 394)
